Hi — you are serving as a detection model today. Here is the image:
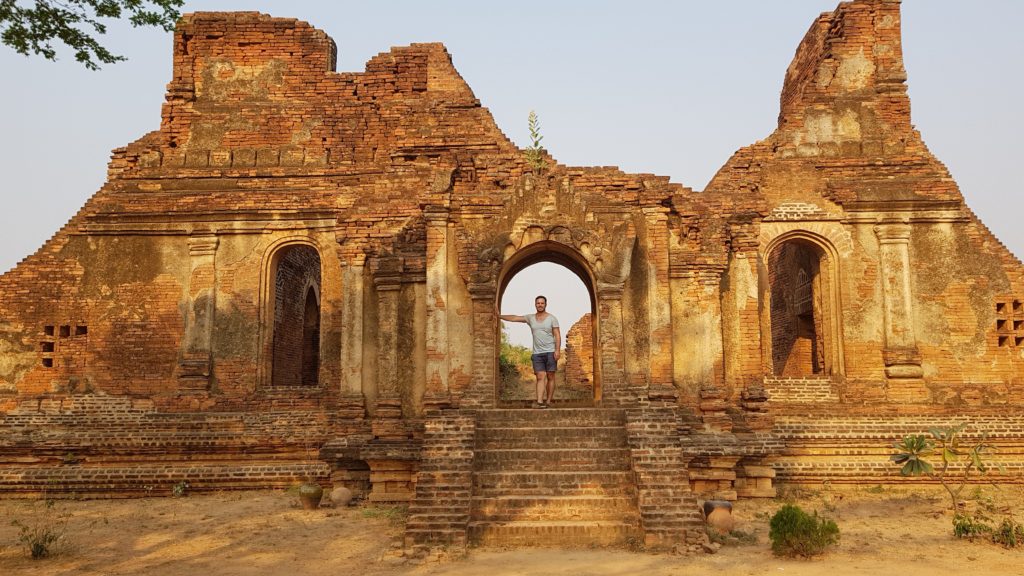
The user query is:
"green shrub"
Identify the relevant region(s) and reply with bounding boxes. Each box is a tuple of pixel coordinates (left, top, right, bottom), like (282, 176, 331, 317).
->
(952, 513, 992, 539)
(991, 517, 1024, 548)
(768, 504, 840, 557)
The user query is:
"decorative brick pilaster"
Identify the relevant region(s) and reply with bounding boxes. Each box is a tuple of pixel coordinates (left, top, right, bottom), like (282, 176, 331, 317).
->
(874, 224, 926, 400)
(338, 258, 366, 419)
(463, 281, 497, 408)
(177, 233, 218, 391)
(642, 207, 676, 402)
(373, 258, 405, 437)
(423, 206, 452, 412)
(597, 282, 634, 405)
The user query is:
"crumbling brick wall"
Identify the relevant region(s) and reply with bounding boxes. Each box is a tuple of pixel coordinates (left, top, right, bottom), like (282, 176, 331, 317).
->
(563, 313, 593, 393)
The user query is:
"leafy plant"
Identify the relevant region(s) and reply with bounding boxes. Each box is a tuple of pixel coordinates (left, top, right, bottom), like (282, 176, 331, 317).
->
(768, 504, 839, 558)
(992, 517, 1024, 548)
(952, 512, 992, 539)
(10, 499, 70, 559)
(523, 110, 548, 173)
(171, 480, 190, 498)
(890, 423, 1000, 517)
(0, 0, 184, 70)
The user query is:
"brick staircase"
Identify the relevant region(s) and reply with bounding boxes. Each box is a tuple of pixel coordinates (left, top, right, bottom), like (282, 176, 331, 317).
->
(468, 407, 643, 548)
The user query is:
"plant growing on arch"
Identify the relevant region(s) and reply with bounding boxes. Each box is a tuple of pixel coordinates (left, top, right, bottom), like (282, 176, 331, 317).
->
(524, 110, 548, 173)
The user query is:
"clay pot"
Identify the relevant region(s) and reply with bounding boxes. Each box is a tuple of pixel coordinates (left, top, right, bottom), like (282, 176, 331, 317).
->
(330, 486, 353, 507)
(702, 499, 732, 518)
(703, 500, 735, 535)
(298, 481, 324, 510)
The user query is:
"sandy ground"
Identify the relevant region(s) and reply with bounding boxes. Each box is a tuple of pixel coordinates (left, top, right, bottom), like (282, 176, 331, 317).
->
(1, 485, 1021, 575)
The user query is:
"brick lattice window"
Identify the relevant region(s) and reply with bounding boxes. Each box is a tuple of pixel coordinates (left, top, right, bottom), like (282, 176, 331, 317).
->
(995, 299, 1024, 347)
(39, 323, 88, 367)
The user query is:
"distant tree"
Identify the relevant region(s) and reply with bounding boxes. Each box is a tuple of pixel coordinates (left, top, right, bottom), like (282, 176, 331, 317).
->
(1, 0, 183, 70)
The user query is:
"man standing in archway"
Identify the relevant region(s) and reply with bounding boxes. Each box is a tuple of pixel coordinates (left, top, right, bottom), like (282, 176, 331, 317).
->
(500, 295, 561, 408)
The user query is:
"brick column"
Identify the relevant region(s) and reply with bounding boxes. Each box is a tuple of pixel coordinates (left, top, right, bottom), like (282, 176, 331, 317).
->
(670, 267, 725, 405)
(373, 259, 404, 434)
(463, 281, 497, 408)
(178, 233, 218, 391)
(643, 208, 676, 401)
(721, 224, 763, 392)
(423, 206, 452, 411)
(874, 224, 925, 398)
(338, 258, 366, 419)
(597, 282, 632, 404)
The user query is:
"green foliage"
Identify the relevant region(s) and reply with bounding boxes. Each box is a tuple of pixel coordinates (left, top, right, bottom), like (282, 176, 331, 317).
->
(523, 110, 548, 172)
(0, 0, 183, 70)
(953, 512, 992, 540)
(950, 513, 1024, 547)
(499, 326, 532, 385)
(768, 504, 840, 558)
(891, 435, 935, 476)
(890, 423, 1001, 519)
(991, 517, 1024, 548)
(171, 480, 190, 498)
(10, 499, 70, 559)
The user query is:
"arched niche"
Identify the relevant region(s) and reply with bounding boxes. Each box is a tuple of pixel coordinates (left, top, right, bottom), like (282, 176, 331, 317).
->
(762, 231, 845, 379)
(257, 239, 324, 388)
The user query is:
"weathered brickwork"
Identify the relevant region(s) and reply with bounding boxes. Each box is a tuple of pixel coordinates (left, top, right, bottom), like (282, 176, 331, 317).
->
(0, 0, 1022, 553)
(562, 312, 594, 393)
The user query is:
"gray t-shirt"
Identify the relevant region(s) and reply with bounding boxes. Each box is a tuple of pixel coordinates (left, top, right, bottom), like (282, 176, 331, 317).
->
(525, 313, 560, 354)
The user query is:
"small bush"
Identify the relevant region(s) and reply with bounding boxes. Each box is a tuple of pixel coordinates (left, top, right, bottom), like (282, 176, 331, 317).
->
(768, 504, 840, 557)
(953, 513, 992, 540)
(172, 480, 190, 498)
(991, 517, 1024, 548)
(10, 500, 70, 559)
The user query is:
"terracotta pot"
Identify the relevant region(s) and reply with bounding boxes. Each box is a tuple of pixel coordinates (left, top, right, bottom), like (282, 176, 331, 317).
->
(298, 481, 324, 510)
(702, 499, 732, 518)
(703, 499, 735, 535)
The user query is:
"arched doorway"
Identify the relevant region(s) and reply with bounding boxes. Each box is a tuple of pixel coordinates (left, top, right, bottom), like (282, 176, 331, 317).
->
(496, 241, 600, 404)
(764, 235, 842, 378)
(267, 244, 322, 387)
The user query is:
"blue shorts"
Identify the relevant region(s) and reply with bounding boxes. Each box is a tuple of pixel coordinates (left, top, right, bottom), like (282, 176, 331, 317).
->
(531, 352, 557, 373)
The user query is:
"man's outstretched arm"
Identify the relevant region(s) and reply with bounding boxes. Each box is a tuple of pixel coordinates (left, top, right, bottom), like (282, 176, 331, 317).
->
(499, 314, 527, 323)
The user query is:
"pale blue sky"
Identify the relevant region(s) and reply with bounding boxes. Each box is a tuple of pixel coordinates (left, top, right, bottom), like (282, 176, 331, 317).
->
(2, 2, 1021, 338)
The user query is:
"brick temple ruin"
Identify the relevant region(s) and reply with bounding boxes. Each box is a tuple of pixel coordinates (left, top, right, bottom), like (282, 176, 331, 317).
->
(1, 0, 1022, 551)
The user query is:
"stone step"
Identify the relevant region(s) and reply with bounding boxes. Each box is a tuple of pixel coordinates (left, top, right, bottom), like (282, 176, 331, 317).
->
(474, 471, 635, 497)
(472, 495, 637, 522)
(475, 427, 627, 449)
(468, 520, 642, 548)
(403, 528, 466, 548)
(0, 433, 290, 455)
(474, 448, 631, 472)
(0, 461, 330, 497)
(475, 408, 626, 428)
